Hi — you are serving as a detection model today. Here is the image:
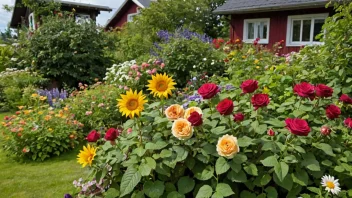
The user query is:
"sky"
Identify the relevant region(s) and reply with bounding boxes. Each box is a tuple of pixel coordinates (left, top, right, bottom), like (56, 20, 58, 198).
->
(0, 0, 124, 31)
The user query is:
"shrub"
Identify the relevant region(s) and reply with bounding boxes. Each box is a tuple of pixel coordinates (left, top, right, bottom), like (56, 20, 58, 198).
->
(76, 73, 352, 197)
(0, 44, 16, 72)
(0, 97, 84, 161)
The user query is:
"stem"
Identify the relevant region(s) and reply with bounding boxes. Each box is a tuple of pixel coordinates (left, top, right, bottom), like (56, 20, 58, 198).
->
(228, 116, 235, 135)
(208, 99, 213, 114)
(136, 118, 143, 146)
(160, 97, 164, 116)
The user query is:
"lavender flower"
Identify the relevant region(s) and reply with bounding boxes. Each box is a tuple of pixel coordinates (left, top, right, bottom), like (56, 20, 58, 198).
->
(64, 194, 73, 198)
(37, 88, 68, 107)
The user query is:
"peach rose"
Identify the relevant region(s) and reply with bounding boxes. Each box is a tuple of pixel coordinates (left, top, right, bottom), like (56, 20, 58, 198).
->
(216, 134, 239, 159)
(165, 104, 185, 121)
(172, 119, 193, 140)
(184, 107, 202, 119)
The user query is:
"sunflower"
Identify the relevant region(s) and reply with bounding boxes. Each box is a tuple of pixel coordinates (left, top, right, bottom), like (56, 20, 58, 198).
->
(147, 73, 176, 99)
(77, 144, 97, 168)
(117, 89, 148, 118)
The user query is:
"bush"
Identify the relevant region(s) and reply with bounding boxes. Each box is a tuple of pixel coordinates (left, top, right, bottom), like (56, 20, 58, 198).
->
(29, 14, 114, 87)
(0, 97, 84, 161)
(0, 44, 15, 72)
(76, 73, 352, 197)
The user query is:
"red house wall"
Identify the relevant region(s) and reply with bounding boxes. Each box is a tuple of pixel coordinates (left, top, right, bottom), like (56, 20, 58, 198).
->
(109, 1, 139, 29)
(230, 7, 334, 54)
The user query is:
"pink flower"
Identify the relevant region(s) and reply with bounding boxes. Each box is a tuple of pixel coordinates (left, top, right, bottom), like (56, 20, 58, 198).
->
(85, 111, 92, 116)
(98, 103, 105, 108)
(119, 85, 123, 89)
(127, 128, 133, 134)
(137, 72, 141, 77)
(124, 86, 129, 90)
(131, 64, 139, 71)
(152, 68, 157, 74)
(135, 77, 140, 80)
(147, 70, 152, 75)
(128, 71, 133, 76)
(267, 129, 275, 136)
(160, 63, 165, 69)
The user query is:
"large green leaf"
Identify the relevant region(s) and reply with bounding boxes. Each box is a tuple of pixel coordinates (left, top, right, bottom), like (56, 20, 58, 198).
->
(260, 156, 278, 167)
(264, 119, 286, 127)
(301, 153, 320, 171)
(265, 187, 278, 198)
(194, 165, 214, 181)
(273, 173, 293, 191)
(195, 185, 213, 198)
(177, 176, 195, 194)
(313, 143, 335, 156)
(167, 191, 185, 198)
(215, 183, 234, 197)
(274, 162, 289, 182)
(215, 157, 230, 175)
(237, 136, 254, 147)
(144, 180, 165, 198)
(227, 170, 247, 183)
(145, 141, 168, 150)
(292, 169, 308, 186)
(244, 163, 258, 176)
(120, 167, 142, 197)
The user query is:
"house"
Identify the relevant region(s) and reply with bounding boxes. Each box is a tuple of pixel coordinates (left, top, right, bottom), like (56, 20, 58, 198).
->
(105, 0, 156, 30)
(10, 0, 112, 30)
(214, 0, 335, 53)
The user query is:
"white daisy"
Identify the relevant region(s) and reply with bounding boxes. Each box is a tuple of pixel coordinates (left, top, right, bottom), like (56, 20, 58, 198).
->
(321, 175, 341, 195)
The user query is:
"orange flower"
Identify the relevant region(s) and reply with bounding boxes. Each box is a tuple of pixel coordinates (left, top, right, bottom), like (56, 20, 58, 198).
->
(171, 119, 193, 140)
(18, 106, 24, 110)
(45, 115, 52, 121)
(18, 127, 24, 132)
(216, 134, 240, 159)
(165, 104, 184, 121)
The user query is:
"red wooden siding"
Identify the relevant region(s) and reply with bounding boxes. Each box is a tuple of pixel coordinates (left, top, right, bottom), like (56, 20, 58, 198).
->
(230, 7, 334, 54)
(108, 1, 139, 29)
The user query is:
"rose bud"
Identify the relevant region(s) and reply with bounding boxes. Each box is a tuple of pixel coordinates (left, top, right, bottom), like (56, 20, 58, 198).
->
(233, 112, 244, 122)
(267, 129, 275, 136)
(86, 130, 100, 142)
(187, 111, 203, 126)
(320, 126, 331, 136)
(240, 79, 258, 94)
(216, 98, 234, 115)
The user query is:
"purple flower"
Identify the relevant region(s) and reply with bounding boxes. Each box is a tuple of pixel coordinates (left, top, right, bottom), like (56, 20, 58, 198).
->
(224, 84, 235, 91)
(64, 194, 73, 198)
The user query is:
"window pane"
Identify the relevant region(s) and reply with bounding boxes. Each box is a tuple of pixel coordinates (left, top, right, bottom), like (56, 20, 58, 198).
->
(292, 20, 301, 42)
(247, 23, 254, 39)
(302, 20, 311, 42)
(313, 19, 325, 41)
(257, 22, 268, 39)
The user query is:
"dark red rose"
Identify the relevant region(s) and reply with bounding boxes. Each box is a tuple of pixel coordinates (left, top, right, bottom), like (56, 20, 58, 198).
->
(253, 40, 258, 45)
(251, 94, 270, 110)
(344, 118, 352, 128)
(340, 94, 352, 104)
(216, 98, 234, 115)
(267, 129, 275, 136)
(293, 82, 315, 100)
(320, 126, 331, 136)
(315, 84, 333, 98)
(198, 83, 219, 99)
(240, 79, 258, 94)
(86, 130, 100, 142)
(325, 104, 341, 120)
(104, 128, 119, 141)
(285, 118, 311, 136)
(4, 116, 9, 120)
(187, 111, 203, 126)
(233, 112, 245, 122)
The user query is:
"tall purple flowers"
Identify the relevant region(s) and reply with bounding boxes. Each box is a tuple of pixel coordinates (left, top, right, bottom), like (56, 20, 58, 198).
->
(37, 88, 68, 107)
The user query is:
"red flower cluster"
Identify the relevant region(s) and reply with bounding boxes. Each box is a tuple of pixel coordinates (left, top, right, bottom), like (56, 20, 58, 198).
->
(212, 38, 225, 49)
(294, 82, 334, 100)
(345, 118, 352, 128)
(253, 38, 260, 46)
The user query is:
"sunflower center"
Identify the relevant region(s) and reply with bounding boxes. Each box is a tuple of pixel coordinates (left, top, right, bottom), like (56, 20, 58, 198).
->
(326, 181, 335, 189)
(156, 81, 167, 92)
(127, 99, 139, 111)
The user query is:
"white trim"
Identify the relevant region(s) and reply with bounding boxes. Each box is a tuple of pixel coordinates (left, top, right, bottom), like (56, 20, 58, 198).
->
(28, 12, 36, 31)
(127, 13, 139, 22)
(286, 13, 328, 46)
(132, 0, 145, 8)
(243, 18, 270, 44)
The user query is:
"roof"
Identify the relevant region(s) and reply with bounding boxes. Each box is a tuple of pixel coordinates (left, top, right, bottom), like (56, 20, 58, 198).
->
(55, 0, 113, 12)
(214, 0, 330, 14)
(104, 0, 154, 29)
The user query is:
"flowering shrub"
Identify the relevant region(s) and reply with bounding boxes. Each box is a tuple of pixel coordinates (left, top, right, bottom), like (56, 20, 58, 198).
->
(0, 97, 83, 161)
(76, 72, 352, 197)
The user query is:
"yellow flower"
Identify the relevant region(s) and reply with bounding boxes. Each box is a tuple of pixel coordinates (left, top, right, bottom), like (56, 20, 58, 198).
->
(184, 107, 202, 119)
(165, 104, 184, 121)
(64, 107, 69, 111)
(24, 110, 32, 115)
(242, 56, 247, 59)
(77, 144, 97, 168)
(38, 111, 44, 115)
(216, 134, 240, 159)
(18, 106, 24, 110)
(117, 89, 148, 119)
(48, 128, 53, 132)
(172, 119, 193, 140)
(254, 59, 259, 64)
(39, 96, 47, 101)
(256, 66, 260, 69)
(31, 93, 38, 98)
(263, 87, 270, 94)
(147, 73, 176, 99)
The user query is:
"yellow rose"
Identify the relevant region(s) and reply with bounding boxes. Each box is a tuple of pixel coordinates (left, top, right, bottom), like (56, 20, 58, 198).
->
(165, 104, 184, 121)
(216, 134, 240, 159)
(172, 119, 193, 140)
(184, 107, 202, 119)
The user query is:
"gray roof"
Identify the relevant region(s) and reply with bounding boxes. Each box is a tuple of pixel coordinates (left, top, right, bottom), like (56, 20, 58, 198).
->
(138, 0, 153, 7)
(54, 0, 112, 11)
(214, 0, 329, 14)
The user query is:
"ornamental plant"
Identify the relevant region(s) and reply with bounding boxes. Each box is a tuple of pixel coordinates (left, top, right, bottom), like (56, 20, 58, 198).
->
(76, 75, 352, 197)
(0, 97, 84, 161)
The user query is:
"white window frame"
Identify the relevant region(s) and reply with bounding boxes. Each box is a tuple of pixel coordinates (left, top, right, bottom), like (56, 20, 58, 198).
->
(286, 13, 328, 46)
(243, 18, 270, 44)
(127, 8, 141, 22)
(75, 14, 91, 24)
(28, 12, 36, 31)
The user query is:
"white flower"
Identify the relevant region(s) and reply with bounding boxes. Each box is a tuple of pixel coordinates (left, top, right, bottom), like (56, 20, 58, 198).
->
(321, 175, 341, 195)
(203, 58, 207, 61)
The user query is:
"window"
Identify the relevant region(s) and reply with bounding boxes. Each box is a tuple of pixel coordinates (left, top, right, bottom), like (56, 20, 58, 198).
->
(127, 8, 141, 22)
(28, 13, 36, 31)
(286, 13, 328, 46)
(75, 14, 91, 24)
(243, 18, 270, 44)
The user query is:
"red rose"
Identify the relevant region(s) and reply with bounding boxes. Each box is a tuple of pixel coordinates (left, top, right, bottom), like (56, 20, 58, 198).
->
(325, 104, 341, 120)
(285, 118, 311, 136)
(251, 94, 270, 110)
(233, 112, 244, 122)
(187, 111, 203, 126)
(198, 83, 219, 99)
(293, 82, 315, 100)
(4, 116, 9, 121)
(216, 98, 234, 115)
(315, 84, 333, 98)
(320, 126, 331, 136)
(344, 118, 352, 128)
(86, 130, 100, 142)
(104, 128, 119, 141)
(267, 129, 275, 136)
(240, 79, 258, 94)
(340, 94, 352, 104)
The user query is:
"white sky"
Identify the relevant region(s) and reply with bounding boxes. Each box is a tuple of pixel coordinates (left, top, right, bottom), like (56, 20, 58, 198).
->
(0, 0, 124, 31)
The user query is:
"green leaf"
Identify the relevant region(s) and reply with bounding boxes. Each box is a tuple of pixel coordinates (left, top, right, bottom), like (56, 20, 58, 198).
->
(167, 191, 185, 198)
(232, 154, 247, 164)
(215, 183, 234, 197)
(227, 170, 247, 183)
(260, 174, 272, 186)
(240, 191, 256, 198)
(177, 176, 195, 194)
(273, 173, 293, 191)
(105, 187, 120, 198)
(293, 146, 306, 153)
(274, 162, 289, 182)
(160, 149, 173, 158)
(244, 163, 258, 176)
(173, 146, 188, 162)
(215, 157, 230, 175)
(195, 185, 213, 198)
(301, 153, 320, 171)
(120, 166, 142, 197)
(228, 160, 241, 173)
(148, 102, 161, 109)
(255, 124, 268, 134)
(144, 180, 165, 198)
(307, 187, 320, 194)
(237, 136, 254, 147)
(139, 163, 152, 176)
(123, 119, 135, 128)
(265, 187, 278, 198)
(313, 143, 335, 156)
(260, 156, 278, 167)
(194, 165, 214, 181)
(264, 119, 285, 127)
(146, 157, 156, 169)
(292, 169, 308, 186)
(134, 147, 146, 157)
(211, 126, 230, 135)
(145, 141, 168, 150)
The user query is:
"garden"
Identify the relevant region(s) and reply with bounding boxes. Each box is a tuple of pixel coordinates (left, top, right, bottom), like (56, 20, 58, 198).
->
(0, 0, 352, 197)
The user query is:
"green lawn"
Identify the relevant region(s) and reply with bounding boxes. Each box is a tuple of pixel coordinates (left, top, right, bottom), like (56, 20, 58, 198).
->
(0, 147, 88, 198)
